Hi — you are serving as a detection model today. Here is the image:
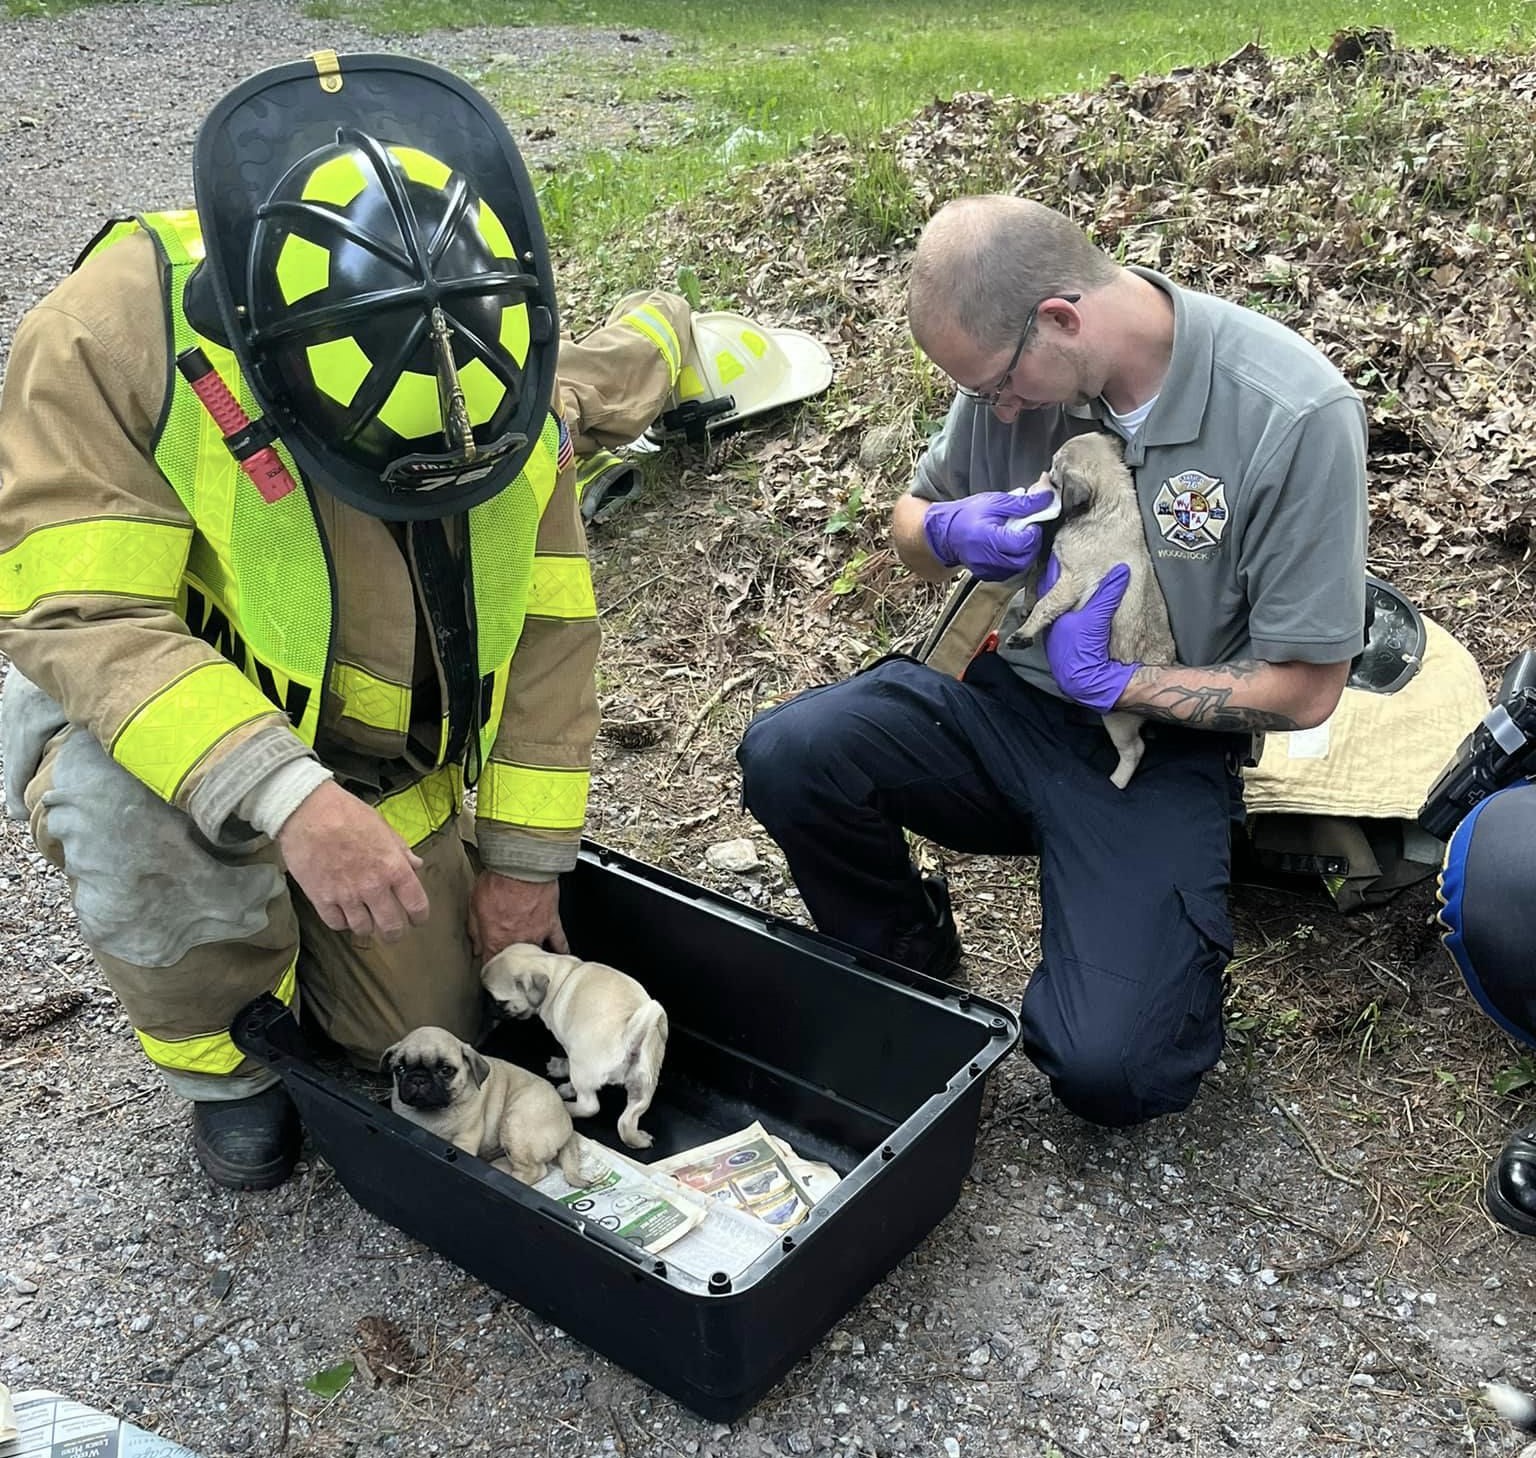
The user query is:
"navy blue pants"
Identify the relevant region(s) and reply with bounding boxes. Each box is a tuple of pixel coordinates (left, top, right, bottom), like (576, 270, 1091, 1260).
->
(737, 652, 1242, 1127)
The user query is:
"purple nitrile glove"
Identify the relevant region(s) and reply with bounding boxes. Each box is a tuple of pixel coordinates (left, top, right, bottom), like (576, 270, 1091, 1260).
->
(922, 489, 1055, 582)
(1042, 560, 1139, 712)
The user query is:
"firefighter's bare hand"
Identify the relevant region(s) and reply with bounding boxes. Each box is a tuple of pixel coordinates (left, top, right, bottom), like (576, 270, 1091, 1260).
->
(277, 780, 430, 942)
(468, 872, 567, 961)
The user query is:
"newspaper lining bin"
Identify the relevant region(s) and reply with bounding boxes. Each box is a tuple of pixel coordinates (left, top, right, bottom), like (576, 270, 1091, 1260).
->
(232, 840, 1020, 1420)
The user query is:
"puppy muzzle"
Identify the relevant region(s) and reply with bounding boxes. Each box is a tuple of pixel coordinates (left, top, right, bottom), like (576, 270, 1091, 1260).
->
(395, 1069, 454, 1110)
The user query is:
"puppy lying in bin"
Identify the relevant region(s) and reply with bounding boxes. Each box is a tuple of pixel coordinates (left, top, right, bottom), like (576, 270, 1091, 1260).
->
(383, 1025, 597, 1185)
(482, 943, 668, 1150)
(1006, 431, 1175, 789)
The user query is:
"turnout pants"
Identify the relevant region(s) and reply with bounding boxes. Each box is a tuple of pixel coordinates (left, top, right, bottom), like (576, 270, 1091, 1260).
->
(14, 714, 481, 1101)
(738, 652, 1242, 1127)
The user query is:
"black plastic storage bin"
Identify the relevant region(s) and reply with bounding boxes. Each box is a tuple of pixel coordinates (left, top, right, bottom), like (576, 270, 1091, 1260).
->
(232, 841, 1019, 1420)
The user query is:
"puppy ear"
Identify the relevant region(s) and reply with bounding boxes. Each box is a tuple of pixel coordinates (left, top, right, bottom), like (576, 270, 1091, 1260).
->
(380, 1041, 401, 1075)
(520, 970, 549, 1009)
(462, 1044, 492, 1089)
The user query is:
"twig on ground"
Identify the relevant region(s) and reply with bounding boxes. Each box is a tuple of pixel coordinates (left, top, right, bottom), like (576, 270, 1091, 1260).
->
(15, 1211, 64, 1237)
(72, 1087, 155, 1122)
(1279, 1103, 1364, 1188)
(1229, 1193, 1341, 1244)
(598, 572, 668, 619)
(294, 1162, 335, 1248)
(143, 1313, 244, 1380)
(667, 669, 755, 767)
(1272, 1182, 1384, 1275)
(505, 1311, 557, 1371)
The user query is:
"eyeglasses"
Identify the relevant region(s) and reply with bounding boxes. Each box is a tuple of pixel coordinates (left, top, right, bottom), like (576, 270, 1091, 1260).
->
(955, 293, 1082, 406)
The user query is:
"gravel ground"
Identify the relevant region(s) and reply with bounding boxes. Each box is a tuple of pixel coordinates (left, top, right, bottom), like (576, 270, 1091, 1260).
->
(3, 5, 1536, 1456)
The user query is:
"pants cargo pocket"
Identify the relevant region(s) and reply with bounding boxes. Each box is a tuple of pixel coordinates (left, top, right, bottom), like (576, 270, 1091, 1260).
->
(1131, 886, 1233, 1115)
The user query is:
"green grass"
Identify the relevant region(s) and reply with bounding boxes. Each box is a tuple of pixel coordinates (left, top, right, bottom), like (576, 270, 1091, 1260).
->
(363, 0, 1530, 253)
(14, 0, 1530, 255)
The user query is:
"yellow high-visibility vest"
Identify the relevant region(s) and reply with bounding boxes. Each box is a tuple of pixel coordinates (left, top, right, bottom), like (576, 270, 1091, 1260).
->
(77, 210, 579, 845)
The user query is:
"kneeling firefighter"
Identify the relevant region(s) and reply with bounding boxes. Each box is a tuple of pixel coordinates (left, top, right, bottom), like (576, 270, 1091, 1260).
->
(0, 52, 827, 1191)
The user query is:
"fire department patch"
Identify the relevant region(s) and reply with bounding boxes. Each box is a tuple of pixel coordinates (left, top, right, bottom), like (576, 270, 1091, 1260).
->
(1154, 470, 1229, 553)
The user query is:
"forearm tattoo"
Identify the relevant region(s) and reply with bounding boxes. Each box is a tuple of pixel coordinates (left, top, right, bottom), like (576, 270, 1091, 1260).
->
(1128, 660, 1302, 732)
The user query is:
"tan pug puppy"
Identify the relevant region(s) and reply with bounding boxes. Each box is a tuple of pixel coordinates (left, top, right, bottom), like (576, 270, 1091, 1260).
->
(1007, 432, 1176, 789)
(481, 943, 668, 1150)
(382, 1025, 594, 1185)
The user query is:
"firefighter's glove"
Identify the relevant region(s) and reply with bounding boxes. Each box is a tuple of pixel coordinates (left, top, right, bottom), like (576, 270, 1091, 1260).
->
(1042, 560, 1139, 714)
(922, 489, 1054, 581)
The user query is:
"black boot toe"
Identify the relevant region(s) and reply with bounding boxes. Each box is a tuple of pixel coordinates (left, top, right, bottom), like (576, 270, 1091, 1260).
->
(192, 1084, 301, 1191)
(1487, 1123, 1536, 1236)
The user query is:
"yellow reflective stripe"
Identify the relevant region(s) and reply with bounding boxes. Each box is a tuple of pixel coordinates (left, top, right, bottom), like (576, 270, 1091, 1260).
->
(477, 761, 589, 830)
(135, 955, 297, 1075)
(622, 306, 682, 385)
(0, 518, 190, 617)
(526, 554, 597, 620)
(377, 765, 462, 847)
(111, 661, 282, 802)
(635, 305, 682, 377)
(332, 662, 411, 734)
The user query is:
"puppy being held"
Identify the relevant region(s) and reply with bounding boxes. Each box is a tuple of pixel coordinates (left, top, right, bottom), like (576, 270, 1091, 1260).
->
(383, 1025, 594, 1185)
(481, 942, 668, 1150)
(1006, 432, 1175, 789)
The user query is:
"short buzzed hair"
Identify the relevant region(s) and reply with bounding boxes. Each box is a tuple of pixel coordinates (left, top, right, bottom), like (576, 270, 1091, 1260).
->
(908, 196, 1120, 354)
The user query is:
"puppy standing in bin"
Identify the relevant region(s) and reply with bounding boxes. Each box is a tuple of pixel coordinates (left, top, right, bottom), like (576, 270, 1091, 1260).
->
(482, 943, 668, 1150)
(383, 1025, 596, 1185)
(1007, 432, 1176, 788)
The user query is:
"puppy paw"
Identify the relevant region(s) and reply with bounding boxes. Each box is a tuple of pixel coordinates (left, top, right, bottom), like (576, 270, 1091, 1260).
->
(557, 1082, 577, 1101)
(620, 1128, 654, 1150)
(546, 1056, 570, 1079)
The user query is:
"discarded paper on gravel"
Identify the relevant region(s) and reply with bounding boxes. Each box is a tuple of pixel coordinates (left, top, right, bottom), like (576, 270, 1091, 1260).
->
(0, 1387, 204, 1457)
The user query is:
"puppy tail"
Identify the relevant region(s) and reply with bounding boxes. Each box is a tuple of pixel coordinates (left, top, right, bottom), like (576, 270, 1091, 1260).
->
(624, 1000, 669, 1085)
(1486, 1382, 1536, 1434)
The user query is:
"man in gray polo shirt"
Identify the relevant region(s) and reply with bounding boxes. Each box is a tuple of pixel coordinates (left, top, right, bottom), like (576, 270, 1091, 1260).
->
(738, 194, 1367, 1128)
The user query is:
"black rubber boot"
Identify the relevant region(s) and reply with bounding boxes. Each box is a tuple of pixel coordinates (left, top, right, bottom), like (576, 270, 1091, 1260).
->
(888, 873, 964, 983)
(1487, 1123, 1536, 1236)
(192, 1084, 301, 1191)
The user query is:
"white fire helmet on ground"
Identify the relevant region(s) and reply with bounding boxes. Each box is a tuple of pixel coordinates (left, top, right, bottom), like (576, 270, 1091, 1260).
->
(646, 311, 834, 444)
